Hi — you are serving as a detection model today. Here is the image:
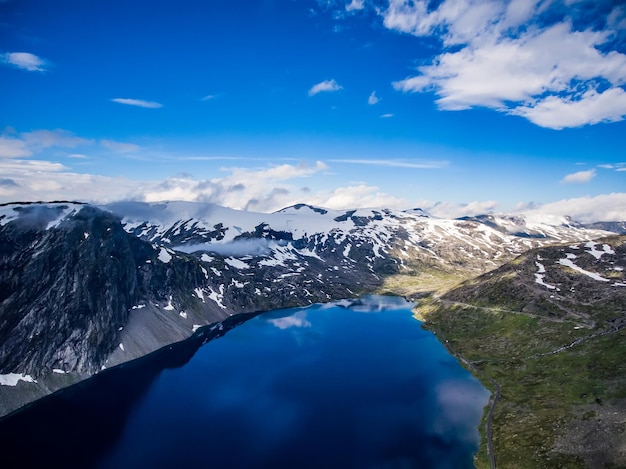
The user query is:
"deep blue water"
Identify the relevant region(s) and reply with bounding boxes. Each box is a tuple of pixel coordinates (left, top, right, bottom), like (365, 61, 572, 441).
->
(0, 296, 489, 468)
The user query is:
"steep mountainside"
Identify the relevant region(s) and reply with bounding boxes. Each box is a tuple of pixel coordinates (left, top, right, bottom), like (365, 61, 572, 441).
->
(0, 200, 617, 417)
(416, 236, 626, 468)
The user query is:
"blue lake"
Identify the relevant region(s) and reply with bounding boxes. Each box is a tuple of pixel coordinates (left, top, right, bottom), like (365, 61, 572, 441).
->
(0, 295, 489, 468)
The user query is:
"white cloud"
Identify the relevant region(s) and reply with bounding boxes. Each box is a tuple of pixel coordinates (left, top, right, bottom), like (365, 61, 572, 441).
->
(140, 161, 330, 212)
(520, 193, 626, 223)
(346, 0, 364, 12)
(2, 52, 47, 71)
(385, 0, 626, 129)
(111, 98, 163, 108)
(0, 136, 31, 158)
(368, 91, 379, 105)
(0, 159, 141, 204)
(0, 159, 67, 173)
(561, 169, 596, 183)
(380, 113, 394, 118)
(308, 79, 343, 96)
(133, 162, 408, 212)
(512, 87, 626, 129)
(329, 158, 448, 169)
(101, 139, 140, 153)
(425, 200, 500, 219)
(201, 94, 216, 101)
(307, 184, 408, 210)
(21, 129, 93, 150)
(0, 129, 92, 158)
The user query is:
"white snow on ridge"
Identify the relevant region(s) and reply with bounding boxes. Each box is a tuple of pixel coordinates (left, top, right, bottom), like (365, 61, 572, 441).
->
(558, 258, 609, 282)
(194, 288, 205, 302)
(158, 247, 172, 263)
(534, 260, 556, 289)
(584, 241, 615, 260)
(207, 285, 226, 309)
(0, 373, 37, 386)
(163, 295, 175, 311)
(225, 257, 249, 269)
(535, 261, 546, 273)
(0, 203, 83, 229)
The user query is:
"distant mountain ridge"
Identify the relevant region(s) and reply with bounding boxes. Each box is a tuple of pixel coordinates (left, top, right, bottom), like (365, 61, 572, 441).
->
(0, 200, 620, 416)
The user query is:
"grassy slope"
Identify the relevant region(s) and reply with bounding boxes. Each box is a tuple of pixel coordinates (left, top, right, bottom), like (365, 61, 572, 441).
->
(380, 236, 626, 468)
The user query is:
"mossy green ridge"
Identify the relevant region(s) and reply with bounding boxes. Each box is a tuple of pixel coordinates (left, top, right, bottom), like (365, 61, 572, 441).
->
(387, 235, 626, 468)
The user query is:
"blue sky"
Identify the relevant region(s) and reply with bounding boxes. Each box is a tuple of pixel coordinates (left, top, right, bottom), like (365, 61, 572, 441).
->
(1, 0, 626, 221)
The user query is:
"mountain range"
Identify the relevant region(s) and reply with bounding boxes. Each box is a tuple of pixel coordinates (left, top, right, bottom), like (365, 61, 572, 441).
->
(0, 200, 621, 418)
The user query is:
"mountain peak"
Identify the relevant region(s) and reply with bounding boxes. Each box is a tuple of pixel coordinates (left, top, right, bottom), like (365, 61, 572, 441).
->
(273, 203, 329, 215)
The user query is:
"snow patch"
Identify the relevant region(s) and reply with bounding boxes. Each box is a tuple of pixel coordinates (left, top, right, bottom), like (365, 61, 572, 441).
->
(201, 254, 214, 263)
(534, 273, 556, 290)
(558, 258, 609, 282)
(163, 296, 175, 311)
(158, 247, 172, 263)
(585, 242, 615, 260)
(225, 257, 249, 269)
(207, 285, 226, 309)
(343, 244, 351, 257)
(0, 373, 36, 386)
(534, 260, 556, 289)
(194, 288, 205, 302)
(179, 311, 187, 319)
(119, 343, 125, 352)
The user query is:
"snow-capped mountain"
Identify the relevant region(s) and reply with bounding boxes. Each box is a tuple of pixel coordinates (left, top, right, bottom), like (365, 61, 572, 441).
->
(0, 200, 617, 416)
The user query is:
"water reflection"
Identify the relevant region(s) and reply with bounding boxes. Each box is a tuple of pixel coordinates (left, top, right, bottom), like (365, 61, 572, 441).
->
(0, 296, 489, 469)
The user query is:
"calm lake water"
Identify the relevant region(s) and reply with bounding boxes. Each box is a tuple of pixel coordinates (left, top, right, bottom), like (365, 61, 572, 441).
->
(0, 295, 489, 468)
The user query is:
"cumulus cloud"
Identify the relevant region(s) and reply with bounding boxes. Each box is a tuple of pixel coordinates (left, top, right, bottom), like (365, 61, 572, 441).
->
(0, 136, 31, 158)
(346, 0, 364, 12)
(139, 161, 330, 212)
(0, 158, 140, 203)
(385, 0, 626, 129)
(561, 169, 596, 183)
(2, 52, 47, 71)
(111, 98, 163, 108)
(368, 91, 379, 105)
(308, 79, 343, 96)
(380, 113, 394, 118)
(520, 193, 626, 223)
(424, 200, 500, 219)
(307, 184, 408, 210)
